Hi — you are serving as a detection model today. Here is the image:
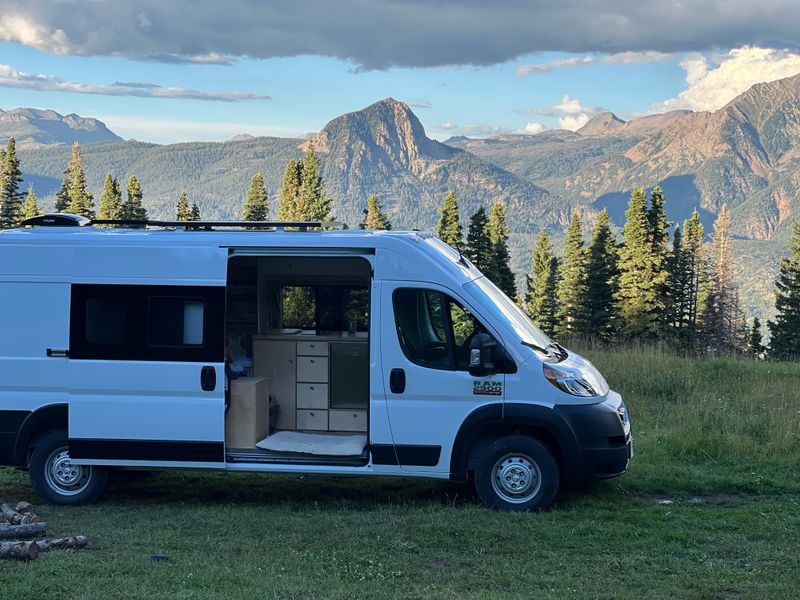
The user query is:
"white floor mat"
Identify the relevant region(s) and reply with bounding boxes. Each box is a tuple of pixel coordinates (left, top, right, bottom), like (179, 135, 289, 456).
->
(256, 431, 367, 456)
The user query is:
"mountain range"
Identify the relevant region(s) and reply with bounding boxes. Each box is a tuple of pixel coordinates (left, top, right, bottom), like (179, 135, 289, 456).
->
(6, 73, 800, 320)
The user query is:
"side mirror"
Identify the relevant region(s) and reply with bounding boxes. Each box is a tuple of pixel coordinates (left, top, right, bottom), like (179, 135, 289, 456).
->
(469, 332, 498, 377)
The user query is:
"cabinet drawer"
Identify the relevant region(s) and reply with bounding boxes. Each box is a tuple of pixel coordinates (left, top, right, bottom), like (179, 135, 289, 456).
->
(296, 409, 328, 431)
(297, 341, 328, 356)
(329, 410, 367, 432)
(297, 356, 329, 382)
(296, 383, 328, 409)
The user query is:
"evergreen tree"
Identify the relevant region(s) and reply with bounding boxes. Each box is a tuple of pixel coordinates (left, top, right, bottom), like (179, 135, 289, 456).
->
(277, 159, 302, 220)
(359, 195, 392, 230)
(699, 204, 747, 354)
(615, 187, 669, 338)
(585, 209, 619, 339)
(768, 220, 800, 360)
(189, 202, 201, 221)
(20, 186, 41, 221)
(487, 202, 517, 298)
(243, 173, 269, 222)
(555, 212, 590, 337)
(0, 137, 24, 228)
(436, 191, 464, 252)
(64, 143, 95, 218)
(748, 317, 764, 357)
(55, 178, 71, 213)
(176, 190, 192, 221)
(666, 224, 687, 340)
(121, 176, 147, 227)
(97, 173, 123, 225)
(681, 210, 707, 350)
(525, 230, 559, 336)
(299, 143, 332, 222)
(465, 206, 493, 272)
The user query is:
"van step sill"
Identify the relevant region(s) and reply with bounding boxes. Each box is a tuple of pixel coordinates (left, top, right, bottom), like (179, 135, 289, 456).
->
(226, 449, 368, 467)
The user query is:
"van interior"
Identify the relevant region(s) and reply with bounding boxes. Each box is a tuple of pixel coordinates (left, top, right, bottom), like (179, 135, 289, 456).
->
(224, 255, 371, 464)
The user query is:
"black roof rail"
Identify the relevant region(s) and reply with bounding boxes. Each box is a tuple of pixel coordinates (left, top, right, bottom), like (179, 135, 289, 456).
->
(22, 213, 345, 231)
(90, 219, 344, 231)
(20, 213, 92, 227)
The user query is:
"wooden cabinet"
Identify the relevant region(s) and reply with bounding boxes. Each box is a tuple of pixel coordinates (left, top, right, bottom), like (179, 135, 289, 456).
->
(253, 340, 296, 430)
(297, 409, 328, 431)
(297, 356, 329, 382)
(296, 383, 328, 409)
(329, 409, 367, 432)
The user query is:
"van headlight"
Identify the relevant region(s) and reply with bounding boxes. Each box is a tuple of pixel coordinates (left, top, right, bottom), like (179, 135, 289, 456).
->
(543, 363, 606, 397)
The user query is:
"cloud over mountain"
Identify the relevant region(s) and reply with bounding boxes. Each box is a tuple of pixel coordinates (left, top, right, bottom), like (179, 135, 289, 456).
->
(2, 1, 800, 69)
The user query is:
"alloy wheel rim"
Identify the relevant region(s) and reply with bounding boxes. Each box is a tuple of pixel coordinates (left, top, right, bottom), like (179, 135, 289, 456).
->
(44, 447, 92, 496)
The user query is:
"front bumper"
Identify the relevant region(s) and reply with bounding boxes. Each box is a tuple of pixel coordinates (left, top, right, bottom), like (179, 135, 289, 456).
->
(554, 391, 632, 484)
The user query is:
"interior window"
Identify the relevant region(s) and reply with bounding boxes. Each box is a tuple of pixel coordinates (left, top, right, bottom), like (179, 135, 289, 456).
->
(281, 286, 315, 330)
(393, 288, 488, 371)
(148, 297, 205, 346)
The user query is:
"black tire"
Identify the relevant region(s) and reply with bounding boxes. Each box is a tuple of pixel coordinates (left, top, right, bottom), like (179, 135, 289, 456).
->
(29, 431, 109, 506)
(473, 435, 559, 511)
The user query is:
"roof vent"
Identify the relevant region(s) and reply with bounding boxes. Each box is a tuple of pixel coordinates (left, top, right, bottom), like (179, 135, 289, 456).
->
(20, 213, 92, 227)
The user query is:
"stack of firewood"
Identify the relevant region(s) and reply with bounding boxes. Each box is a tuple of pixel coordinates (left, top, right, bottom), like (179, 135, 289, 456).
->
(0, 502, 87, 561)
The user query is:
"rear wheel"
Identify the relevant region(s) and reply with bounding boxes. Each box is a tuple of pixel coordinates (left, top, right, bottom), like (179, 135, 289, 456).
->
(29, 431, 109, 505)
(474, 435, 559, 511)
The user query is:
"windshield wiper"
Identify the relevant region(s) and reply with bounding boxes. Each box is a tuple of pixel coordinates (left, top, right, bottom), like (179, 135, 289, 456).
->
(521, 340, 568, 361)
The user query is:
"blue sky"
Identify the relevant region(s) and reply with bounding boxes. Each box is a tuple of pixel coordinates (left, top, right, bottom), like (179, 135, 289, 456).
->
(2, 1, 800, 143)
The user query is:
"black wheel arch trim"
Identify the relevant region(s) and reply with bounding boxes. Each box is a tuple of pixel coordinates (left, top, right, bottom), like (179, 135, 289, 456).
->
(449, 402, 582, 482)
(11, 404, 69, 466)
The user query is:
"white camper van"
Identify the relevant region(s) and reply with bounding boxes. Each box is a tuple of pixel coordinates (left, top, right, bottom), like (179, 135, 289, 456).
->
(0, 214, 632, 511)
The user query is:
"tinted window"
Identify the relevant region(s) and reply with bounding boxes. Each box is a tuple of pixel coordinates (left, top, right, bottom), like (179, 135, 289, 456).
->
(281, 286, 315, 330)
(148, 297, 205, 347)
(70, 284, 224, 362)
(393, 288, 487, 371)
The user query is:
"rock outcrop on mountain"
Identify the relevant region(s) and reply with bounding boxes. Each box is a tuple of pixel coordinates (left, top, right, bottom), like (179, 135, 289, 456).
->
(0, 108, 122, 148)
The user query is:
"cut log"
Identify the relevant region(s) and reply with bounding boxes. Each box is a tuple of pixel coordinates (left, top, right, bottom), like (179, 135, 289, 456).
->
(0, 503, 22, 525)
(36, 536, 87, 553)
(14, 501, 34, 514)
(0, 540, 39, 560)
(0, 522, 46, 540)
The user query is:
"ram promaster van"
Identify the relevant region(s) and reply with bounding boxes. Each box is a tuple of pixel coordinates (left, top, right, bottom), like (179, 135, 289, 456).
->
(0, 214, 632, 511)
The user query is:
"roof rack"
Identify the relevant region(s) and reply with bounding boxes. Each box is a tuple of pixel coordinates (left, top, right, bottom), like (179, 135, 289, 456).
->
(21, 214, 344, 231)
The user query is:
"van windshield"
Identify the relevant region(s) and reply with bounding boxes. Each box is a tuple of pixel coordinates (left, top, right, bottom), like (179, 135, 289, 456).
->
(464, 276, 553, 351)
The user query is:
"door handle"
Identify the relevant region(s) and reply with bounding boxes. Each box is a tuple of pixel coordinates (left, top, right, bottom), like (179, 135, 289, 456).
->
(200, 366, 217, 391)
(46, 348, 69, 358)
(389, 368, 406, 394)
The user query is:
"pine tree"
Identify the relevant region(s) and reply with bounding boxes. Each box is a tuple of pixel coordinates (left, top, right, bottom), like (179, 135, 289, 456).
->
(666, 224, 687, 340)
(487, 202, 517, 298)
(55, 179, 70, 212)
(615, 187, 669, 338)
(768, 220, 800, 360)
(64, 143, 95, 218)
(176, 190, 191, 221)
(243, 173, 269, 222)
(97, 173, 123, 225)
(0, 137, 24, 228)
(20, 186, 41, 221)
(121, 176, 147, 228)
(525, 230, 559, 336)
(699, 204, 747, 354)
(277, 159, 302, 220)
(555, 212, 590, 338)
(436, 191, 464, 252)
(747, 317, 764, 357)
(300, 143, 332, 222)
(465, 207, 492, 272)
(681, 210, 707, 350)
(359, 195, 392, 230)
(585, 209, 619, 339)
(189, 202, 201, 221)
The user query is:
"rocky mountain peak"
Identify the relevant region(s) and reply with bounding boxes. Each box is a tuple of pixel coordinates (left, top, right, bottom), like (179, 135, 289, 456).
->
(577, 112, 625, 136)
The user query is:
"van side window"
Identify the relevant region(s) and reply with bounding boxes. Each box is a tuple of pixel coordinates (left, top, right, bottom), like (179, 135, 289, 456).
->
(70, 284, 224, 362)
(393, 288, 489, 371)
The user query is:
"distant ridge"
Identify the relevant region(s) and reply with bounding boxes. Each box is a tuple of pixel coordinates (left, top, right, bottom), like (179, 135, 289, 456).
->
(0, 108, 122, 148)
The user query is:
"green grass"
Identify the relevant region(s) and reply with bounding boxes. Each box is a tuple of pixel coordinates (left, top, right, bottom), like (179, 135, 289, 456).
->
(1, 349, 799, 599)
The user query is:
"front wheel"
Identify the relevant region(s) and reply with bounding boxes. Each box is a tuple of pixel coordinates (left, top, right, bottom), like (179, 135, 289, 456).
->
(29, 431, 109, 505)
(474, 435, 559, 511)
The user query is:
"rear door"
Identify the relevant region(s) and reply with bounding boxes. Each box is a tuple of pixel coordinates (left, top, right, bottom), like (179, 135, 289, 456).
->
(379, 282, 506, 474)
(67, 283, 227, 468)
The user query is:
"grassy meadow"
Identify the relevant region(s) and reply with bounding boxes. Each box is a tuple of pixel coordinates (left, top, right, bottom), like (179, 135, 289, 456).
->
(1, 348, 798, 599)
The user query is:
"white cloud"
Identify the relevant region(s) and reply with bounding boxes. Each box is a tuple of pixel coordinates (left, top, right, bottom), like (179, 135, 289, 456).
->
(558, 114, 590, 130)
(142, 52, 234, 65)
(0, 63, 269, 101)
(438, 121, 458, 130)
(553, 94, 591, 115)
(655, 46, 800, 112)
(516, 56, 594, 76)
(602, 51, 672, 64)
(517, 51, 672, 76)
(518, 121, 547, 134)
(97, 115, 301, 144)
